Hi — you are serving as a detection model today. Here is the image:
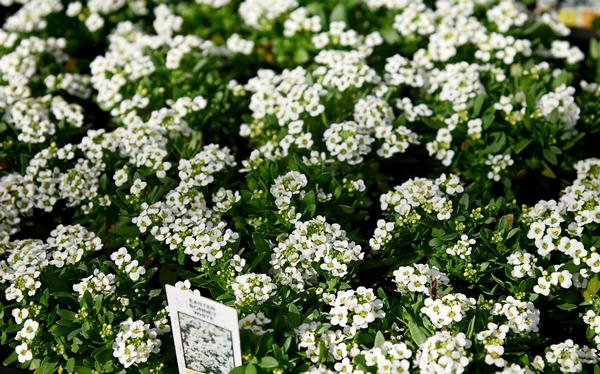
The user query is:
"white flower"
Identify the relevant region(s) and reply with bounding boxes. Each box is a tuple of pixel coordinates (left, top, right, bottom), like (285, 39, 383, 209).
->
(230, 255, 246, 272)
(130, 178, 147, 195)
(484, 344, 505, 367)
(12, 308, 29, 324)
(537, 85, 580, 129)
(527, 221, 546, 240)
(446, 235, 476, 259)
(467, 119, 482, 139)
(226, 33, 254, 55)
(111, 247, 132, 269)
(533, 276, 551, 296)
(239, 0, 297, 30)
(85, 13, 105, 32)
(125, 260, 146, 281)
(586, 252, 600, 273)
(485, 154, 514, 182)
(113, 168, 129, 187)
(16, 343, 32, 363)
(20, 319, 39, 340)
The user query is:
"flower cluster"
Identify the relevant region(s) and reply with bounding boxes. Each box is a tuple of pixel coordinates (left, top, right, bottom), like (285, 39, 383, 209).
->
(323, 287, 385, 329)
(133, 144, 240, 264)
(231, 273, 277, 306)
(323, 121, 374, 165)
(2, 0, 600, 373)
(73, 269, 116, 299)
(445, 235, 476, 259)
(110, 247, 146, 281)
(270, 170, 308, 221)
(491, 296, 541, 334)
(270, 216, 363, 290)
(476, 323, 510, 367)
(545, 339, 598, 373)
(415, 331, 472, 374)
(112, 318, 162, 368)
(420, 293, 476, 328)
(392, 264, 450, 296)
(377, 174, 462, 230)
(362, 341, 412, 373)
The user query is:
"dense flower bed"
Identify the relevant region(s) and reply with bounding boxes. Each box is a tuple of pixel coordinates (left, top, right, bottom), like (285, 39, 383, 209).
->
(1, 0, 600, 373)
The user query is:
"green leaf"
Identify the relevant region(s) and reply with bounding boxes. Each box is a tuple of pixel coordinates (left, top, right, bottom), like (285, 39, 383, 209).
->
(498, 214, 514, 233)
(374, 331, 385, 348)
(513, 138, 532, 154)
(67, 328, 80, 341)
(506, 228, 520, 240)
(288, 303, 301, 327)
(481, 132, 506, 154)
(377, 288, 388, 305)
(283, 335, 292, 352)
(252, 232, 270, 253)
(491, 274, 505, 287)
(442, 233, 458, 241)
(459, 193, 469, 209)
(472, 94, 485, 116)
(404, 312, 428, 345)
(40, 357, 58, 374)
(293, 49, 309, 64)
(229, 366, 245, 374)
(591, 38, 600, 59)
(466, 315, 477, 339)
(428, 238, 444, 248)
(66, 358, 75, 373)
(584, 275, 600, 299)
(74, 367, 93, 374)
(557, 303, 578, 311)
(330, 3, 346, 22)
(92, 347, 113, 362)
(431, 228, 445, 238)
(94, 294, 103, 313)
(407, 320, 427, 345)
(245, 363, 257, 374)
(542, 148, 558, 165)
(380, 25, 399, 44)
(541, 160, 557, 179)
(102, 360, 114, 371)
(482, 113, 495, 129)
(2, 352, 17, 366)
(57, 309, 77, 321)
(45, 268, 70, 292)
(55, 318, 75, 327)
(302, 190, 316, 217)
(259, 357, 279, 369)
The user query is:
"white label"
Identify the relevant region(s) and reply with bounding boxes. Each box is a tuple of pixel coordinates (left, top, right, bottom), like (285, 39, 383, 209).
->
(166, 285, 242, 374)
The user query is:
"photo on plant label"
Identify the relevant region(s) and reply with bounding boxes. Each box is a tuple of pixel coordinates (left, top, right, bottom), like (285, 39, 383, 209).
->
(177, 312, 235, 374)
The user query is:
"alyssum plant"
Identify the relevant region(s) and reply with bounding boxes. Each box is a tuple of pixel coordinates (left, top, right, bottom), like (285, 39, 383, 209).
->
(1, 0, 600, 373)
